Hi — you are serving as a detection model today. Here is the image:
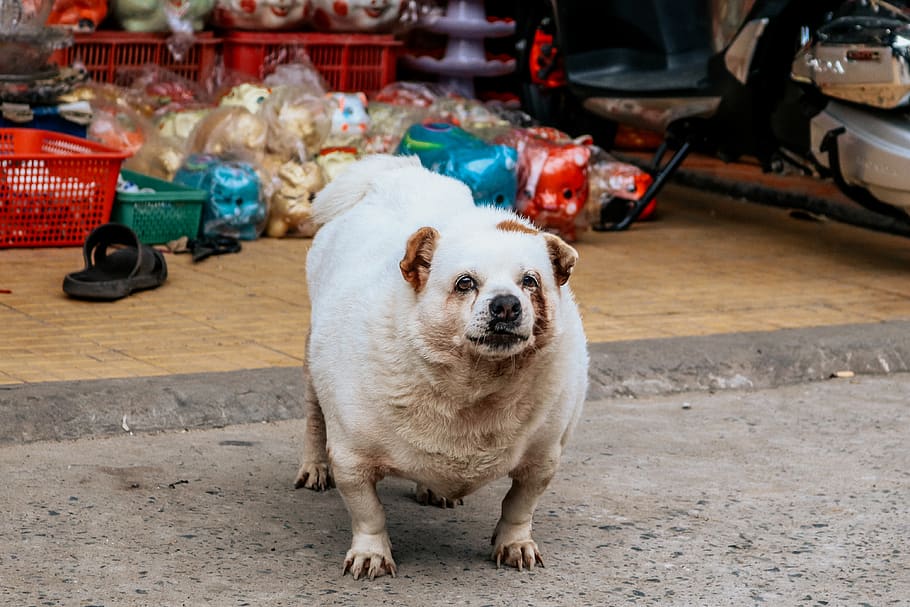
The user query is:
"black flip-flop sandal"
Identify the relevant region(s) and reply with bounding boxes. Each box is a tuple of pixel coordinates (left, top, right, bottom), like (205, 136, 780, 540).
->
(63, 223, 168, 301)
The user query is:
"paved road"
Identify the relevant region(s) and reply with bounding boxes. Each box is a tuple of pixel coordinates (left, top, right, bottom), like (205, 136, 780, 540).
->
(2, 374, 907, 606)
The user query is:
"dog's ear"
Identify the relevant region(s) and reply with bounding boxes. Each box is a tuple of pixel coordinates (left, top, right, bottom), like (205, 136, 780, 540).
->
(543, 233, 578, 286)
(400, 227, 440, 292)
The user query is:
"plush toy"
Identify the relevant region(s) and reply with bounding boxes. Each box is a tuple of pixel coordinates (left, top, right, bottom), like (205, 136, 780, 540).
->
(310, 0, 403, 32)
(212, 0, 311, 30)
(495, 126, 592, 241)
(186, 106, 268, 163)
(315, 146, 359, 182)
(48, 0, 108, 32)
(110, 0, 215, 32)
(266, 160, 325, 237)
(397, 122, 518, 209)
(174, 153, 266, 240)
(219, 83, 273, 115)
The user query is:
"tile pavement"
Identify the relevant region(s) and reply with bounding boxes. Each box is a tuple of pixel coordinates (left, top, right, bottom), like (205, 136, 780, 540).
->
(1, 182, 909, 386)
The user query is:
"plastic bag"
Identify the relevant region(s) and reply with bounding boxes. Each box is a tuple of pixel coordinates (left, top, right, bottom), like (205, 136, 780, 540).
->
(259, 85, 333, 161)
(185, 105, 269, 163)
(174, 153, 268, 240)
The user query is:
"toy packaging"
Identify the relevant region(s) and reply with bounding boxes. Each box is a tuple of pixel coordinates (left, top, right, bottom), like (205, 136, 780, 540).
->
(397, 121, 517, 209)
(260, 85, 332, 161)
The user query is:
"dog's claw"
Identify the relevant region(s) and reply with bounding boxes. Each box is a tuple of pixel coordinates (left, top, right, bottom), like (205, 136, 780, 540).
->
(294, 463, 334, 491)
(342, 551, 396, 580)
(415, 484, 464, 508)
(492, 539, 543, 572)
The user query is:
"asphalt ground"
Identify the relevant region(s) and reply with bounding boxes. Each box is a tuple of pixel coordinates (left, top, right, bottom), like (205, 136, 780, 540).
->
(1, 374, 907, 606)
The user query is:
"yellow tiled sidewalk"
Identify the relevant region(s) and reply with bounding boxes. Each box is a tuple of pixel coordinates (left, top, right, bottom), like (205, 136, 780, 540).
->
(1, 183, 909, 385)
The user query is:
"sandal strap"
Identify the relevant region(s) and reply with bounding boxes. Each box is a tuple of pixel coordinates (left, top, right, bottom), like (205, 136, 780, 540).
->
(82, 223, 143, 276)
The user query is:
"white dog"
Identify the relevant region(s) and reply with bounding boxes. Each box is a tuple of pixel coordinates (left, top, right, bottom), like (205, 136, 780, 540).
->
(295, 155, 588, 579)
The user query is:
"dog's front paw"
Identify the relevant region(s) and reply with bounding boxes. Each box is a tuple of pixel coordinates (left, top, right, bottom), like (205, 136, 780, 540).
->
(491, 522, 544, 571)
(343, 533, 397, 580)
(415, 483, 464, 508)
(294, 461, 334, 491)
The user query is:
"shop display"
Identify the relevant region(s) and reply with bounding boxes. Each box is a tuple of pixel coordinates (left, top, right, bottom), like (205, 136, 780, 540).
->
(397, 121, 517, 209)
(0, 0, 667, 252)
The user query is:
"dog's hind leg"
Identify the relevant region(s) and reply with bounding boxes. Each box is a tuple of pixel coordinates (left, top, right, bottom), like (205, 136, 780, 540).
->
(294, 362, 334, 491)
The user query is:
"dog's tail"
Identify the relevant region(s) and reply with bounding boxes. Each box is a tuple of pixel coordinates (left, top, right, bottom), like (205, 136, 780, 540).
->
(311, 154, 422, 225)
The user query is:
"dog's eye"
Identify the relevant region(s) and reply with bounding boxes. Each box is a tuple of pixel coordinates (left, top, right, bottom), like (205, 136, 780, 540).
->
(521, 274, 540, 289)
(454, 275, 476, 292)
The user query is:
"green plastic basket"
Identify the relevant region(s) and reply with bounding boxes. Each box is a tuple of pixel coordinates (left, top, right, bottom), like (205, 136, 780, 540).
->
(112, 170, 206, 244)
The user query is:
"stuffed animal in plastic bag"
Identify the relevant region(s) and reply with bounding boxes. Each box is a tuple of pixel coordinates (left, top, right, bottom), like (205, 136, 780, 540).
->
(48, 0, 108, 32)
(495, 127, 592, 241)
(397, 122, 518, 209)
(110, 0, 215, 32)
(212, 0, 311, 30)
(310, 0, 404, 32)
(174, 154, 266, 240)
(265, 160, 325, 237)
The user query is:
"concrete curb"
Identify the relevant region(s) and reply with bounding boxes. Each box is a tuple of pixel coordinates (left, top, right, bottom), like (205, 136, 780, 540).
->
(2, 320, 908, 445)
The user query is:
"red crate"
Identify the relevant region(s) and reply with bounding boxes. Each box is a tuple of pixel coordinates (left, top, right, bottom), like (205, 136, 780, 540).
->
(0, 129, 129, 248)
(222, 32, 401, 92)
(50, 31, 222, 84)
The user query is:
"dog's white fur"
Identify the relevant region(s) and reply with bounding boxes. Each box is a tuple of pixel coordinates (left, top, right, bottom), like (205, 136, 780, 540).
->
(296, 155, 588, 579)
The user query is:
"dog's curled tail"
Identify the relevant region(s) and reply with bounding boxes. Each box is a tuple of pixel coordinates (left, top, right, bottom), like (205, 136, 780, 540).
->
(311, 154, 423, 225)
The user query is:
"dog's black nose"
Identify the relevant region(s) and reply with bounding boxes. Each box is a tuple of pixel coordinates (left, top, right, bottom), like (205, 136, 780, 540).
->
(489, 294, 522, 324)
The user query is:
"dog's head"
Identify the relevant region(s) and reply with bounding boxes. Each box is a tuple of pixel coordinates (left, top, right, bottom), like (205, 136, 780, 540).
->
(399, 216, 577, 361)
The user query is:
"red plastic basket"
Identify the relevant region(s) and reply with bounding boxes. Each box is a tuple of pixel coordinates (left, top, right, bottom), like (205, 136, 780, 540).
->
(0, 129, 129, 248)
(222, 32, 401, 92)
(50, 31, 222, 84)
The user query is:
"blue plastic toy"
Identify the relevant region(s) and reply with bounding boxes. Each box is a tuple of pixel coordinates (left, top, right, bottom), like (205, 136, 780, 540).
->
(396, 122, 518, 209)
(174, 154, 265, 240)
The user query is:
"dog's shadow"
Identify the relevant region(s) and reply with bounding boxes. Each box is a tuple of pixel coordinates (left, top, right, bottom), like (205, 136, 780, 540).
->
(295, 475, 511, 570)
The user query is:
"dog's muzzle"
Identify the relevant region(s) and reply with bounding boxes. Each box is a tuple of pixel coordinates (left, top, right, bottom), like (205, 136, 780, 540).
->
(465, 294, 528, 350)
